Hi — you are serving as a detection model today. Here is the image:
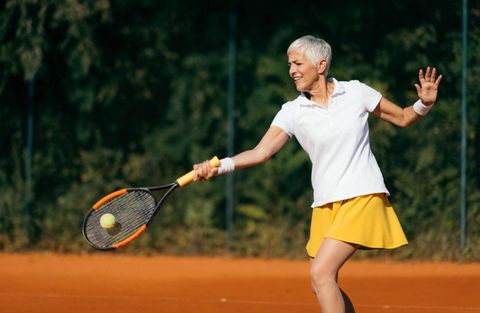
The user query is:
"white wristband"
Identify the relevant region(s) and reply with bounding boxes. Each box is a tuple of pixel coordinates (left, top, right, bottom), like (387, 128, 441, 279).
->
(216, 157, 235, 175)
(413, 99, 433, 116)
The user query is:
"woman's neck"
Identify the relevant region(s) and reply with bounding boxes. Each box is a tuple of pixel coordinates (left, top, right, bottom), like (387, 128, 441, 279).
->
(306, 77, 334, 106)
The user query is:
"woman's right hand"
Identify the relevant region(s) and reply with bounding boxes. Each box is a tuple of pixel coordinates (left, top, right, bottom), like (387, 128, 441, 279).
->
(193, 160, 218, 181)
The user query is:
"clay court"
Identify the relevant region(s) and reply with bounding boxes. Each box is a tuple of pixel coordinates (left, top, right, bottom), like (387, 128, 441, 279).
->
(1, 253, 479, 313)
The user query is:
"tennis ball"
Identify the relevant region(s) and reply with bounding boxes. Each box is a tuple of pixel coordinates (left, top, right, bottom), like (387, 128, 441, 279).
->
(100, 213, 116, 229)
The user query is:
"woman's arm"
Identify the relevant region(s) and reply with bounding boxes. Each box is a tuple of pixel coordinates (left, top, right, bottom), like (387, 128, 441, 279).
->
(371, 97, 421, 128)
(193, 126, 290, 180)
(372, 67, 442, 128)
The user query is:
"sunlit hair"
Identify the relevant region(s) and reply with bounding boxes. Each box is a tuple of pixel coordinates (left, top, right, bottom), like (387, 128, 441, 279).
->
(287, 35, 332, 72)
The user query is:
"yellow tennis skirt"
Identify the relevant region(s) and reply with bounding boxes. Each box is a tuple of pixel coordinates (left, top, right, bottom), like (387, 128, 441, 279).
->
(306, 193, 408, 257)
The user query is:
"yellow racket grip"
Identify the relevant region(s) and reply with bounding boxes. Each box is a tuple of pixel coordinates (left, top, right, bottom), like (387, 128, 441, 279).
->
(176, 156, 221, 187)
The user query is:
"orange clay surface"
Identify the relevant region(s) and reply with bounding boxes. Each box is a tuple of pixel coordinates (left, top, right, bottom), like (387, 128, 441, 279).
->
(1, 253, 480, 313)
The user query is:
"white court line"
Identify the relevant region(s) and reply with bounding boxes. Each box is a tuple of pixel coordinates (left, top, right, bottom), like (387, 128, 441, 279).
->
(2, 292, 480, 311)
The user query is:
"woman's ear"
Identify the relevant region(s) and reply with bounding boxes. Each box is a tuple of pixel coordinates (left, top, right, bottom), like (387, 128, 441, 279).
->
(317, 59, 328, 75)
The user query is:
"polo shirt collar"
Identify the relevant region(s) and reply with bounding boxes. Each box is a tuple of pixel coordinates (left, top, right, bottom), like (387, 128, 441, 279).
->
(330, 77, 345, 96)
(298, 77, 345, 103)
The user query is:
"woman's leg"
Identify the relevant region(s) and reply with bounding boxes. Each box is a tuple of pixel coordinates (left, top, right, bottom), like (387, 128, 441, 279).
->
(310, 238, 357, 313)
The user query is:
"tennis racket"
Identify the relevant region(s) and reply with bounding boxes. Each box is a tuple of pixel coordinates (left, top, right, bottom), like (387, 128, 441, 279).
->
(82, 156, 220, 250)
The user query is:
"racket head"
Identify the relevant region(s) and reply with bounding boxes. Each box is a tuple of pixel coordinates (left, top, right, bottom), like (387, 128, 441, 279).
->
(82, 188, 160, 250)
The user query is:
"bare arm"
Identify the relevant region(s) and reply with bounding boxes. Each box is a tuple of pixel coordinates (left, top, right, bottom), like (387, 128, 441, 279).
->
(372, 67, 443, 127)
(232, 126, 290, 169)
(371, 97, 422, 128)
(193, 126, 290, 180)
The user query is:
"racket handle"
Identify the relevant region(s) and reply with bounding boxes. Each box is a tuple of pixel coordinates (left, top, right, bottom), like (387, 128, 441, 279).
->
(176, 156, 221, 187)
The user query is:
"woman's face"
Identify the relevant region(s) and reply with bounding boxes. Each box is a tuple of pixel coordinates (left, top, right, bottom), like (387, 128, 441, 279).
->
(287, 50, 319, 92)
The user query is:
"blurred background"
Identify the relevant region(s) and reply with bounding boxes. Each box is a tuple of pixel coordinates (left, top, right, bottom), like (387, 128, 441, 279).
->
(0, 0, 479, 260)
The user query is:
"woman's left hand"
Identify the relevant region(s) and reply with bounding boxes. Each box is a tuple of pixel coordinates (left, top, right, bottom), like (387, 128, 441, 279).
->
(414, 67, 443, 106)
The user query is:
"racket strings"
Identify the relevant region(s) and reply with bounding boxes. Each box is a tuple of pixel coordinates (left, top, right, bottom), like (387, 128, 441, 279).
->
(84, 191, 156, 249)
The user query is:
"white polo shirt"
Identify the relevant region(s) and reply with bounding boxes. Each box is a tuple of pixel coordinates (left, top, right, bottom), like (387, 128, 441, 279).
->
(271, 78, 389, 207)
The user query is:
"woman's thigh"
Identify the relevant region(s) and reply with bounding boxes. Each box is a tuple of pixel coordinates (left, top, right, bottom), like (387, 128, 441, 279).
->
(310, 238, 358, 278)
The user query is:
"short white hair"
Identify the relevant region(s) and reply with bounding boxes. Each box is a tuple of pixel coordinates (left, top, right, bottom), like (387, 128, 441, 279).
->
(287, 35, 332, 71)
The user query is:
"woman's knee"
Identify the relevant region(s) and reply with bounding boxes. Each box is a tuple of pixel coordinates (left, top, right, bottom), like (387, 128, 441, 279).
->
(310, 262, 337, 291)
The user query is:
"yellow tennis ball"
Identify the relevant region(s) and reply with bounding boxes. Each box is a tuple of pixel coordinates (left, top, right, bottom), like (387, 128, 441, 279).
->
(100, 213, 116, 229)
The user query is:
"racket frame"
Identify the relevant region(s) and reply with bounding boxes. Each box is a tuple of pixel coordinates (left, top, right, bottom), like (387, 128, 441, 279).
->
(82, 182, 179, 251)
(82, 155, 221, 251)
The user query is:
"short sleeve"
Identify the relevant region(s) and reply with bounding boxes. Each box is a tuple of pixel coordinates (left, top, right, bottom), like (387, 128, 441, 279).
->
(355, 81, 382, 112)
(271, 103, 295, 137)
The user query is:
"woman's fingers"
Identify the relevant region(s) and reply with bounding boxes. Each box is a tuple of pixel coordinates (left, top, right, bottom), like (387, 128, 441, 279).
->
(193, 163, 201, 181)
(193, 160, 214, 181)
(419, 68, 425, 83)
(424, 66, 431, 81)
(199, 161, 209, 180)
(419, 66, 442, 85)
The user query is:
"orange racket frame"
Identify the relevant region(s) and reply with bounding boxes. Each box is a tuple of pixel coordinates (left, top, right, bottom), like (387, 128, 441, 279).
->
(82, 156, 220, 250)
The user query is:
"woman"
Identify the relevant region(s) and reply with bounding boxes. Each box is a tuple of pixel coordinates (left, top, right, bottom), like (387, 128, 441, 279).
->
(192, 35, 442, 312)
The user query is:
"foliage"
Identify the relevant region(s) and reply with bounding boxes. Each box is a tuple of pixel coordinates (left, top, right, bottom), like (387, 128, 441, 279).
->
(1, 0, 479, 259)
